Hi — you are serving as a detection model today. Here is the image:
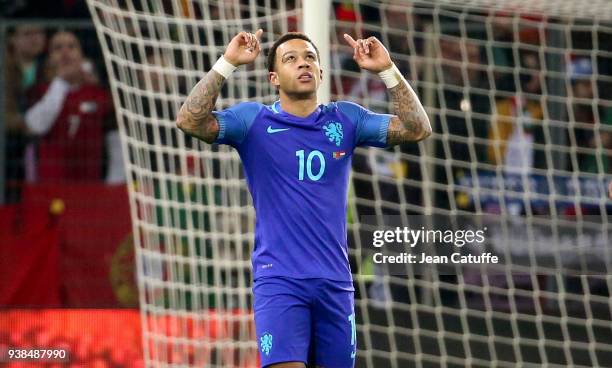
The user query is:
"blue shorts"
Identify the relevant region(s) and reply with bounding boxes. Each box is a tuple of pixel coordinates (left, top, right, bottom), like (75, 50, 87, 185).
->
(253, 277, 356, 367)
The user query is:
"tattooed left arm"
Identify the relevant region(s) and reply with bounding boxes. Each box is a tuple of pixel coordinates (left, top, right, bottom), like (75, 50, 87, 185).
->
(386, 77, 431, 145)
(341, 33, 431, 145)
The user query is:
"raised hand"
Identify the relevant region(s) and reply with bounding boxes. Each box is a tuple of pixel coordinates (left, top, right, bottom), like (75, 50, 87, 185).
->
(224, 29, 264, 66)
(343, 34, 393, 73)
(54, 56, 83, 84)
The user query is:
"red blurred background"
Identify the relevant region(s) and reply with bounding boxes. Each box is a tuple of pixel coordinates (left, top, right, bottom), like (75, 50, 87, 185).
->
(0, 183, 139, 367)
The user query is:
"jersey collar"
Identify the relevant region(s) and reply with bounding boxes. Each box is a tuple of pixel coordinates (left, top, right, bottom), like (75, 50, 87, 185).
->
(272, 100, 323, 121)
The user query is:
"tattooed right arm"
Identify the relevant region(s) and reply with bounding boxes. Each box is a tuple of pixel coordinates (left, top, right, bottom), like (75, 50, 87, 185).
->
(176, 70, 225, 143)
(177, 29, 263, 143)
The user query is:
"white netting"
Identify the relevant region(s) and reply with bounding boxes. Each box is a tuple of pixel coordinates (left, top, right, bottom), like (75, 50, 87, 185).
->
(87, 0, 612, 367)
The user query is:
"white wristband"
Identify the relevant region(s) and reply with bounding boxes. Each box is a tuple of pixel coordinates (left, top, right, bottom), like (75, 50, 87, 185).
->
(212, 56, 237, 79)
(378, 63, 402, 89)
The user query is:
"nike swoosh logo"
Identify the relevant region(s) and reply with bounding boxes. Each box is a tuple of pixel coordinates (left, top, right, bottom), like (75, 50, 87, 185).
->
(267, 126, 290, 134)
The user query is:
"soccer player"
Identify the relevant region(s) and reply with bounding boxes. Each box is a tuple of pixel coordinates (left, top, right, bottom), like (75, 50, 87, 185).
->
(176, 29, 431, 368)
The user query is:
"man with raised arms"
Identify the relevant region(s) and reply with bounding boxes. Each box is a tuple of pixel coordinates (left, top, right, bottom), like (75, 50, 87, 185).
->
(176, 29, 431, 367)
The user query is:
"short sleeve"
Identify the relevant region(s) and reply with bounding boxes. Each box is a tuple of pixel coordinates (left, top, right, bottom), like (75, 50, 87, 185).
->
(336, 101, 392, 147)
(212, 102, 263, 146)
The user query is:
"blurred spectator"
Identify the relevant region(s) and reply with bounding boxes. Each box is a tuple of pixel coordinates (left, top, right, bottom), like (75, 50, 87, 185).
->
(380, 0, 422, 78)
(488, 50, 546, 175)
(331, 2, 391, 111)
(439, 38, 483, 87)
(4, 25, 47, 203)
(135, 52, 182, 173)
(331, 1, 363, 97)
(25, 31, 122, 183)
(141, 53, 172, 93)
(567, 58, 612, 174)
(490, 12, 543, 93)
(489, 13, 514, 92)
(3, 0, 90, 18)
(82, 58, 101, 86)
(434, 37, 490, 209)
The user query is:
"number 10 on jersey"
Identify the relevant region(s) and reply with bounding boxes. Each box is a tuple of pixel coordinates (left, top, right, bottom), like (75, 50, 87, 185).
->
(296, 150, 326, 181)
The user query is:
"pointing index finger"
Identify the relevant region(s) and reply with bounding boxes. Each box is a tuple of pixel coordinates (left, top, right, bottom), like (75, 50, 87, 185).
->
(343, 33, 358, 48)
(255, 29, 263, 40)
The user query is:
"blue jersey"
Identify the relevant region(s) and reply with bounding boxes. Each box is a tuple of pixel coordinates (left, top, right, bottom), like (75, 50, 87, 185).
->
(213, 100, 391, 282)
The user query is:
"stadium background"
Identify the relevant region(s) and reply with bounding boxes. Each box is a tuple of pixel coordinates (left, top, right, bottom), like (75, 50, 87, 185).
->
(1, 0, 612, 367)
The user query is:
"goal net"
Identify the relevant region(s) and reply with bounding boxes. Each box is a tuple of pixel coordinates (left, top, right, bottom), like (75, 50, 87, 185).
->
(87, 0, 612, 367)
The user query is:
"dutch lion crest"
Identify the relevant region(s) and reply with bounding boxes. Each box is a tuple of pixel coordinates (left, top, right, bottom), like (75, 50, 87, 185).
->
(323, 121, 343, 147)
(260, 333, 273, 356)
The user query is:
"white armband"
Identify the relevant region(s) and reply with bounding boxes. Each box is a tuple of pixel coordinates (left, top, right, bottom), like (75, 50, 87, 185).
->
(378, 64, 403, 89)
(212, 56, 237, 79)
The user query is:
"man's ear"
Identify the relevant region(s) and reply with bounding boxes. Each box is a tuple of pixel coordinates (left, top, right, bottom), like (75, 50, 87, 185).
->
(269, 71, 280, 87)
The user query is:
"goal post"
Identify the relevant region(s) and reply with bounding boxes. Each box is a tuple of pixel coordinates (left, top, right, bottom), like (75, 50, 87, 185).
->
(87, 0, 612, 367)
(303, 0, 331, 104)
